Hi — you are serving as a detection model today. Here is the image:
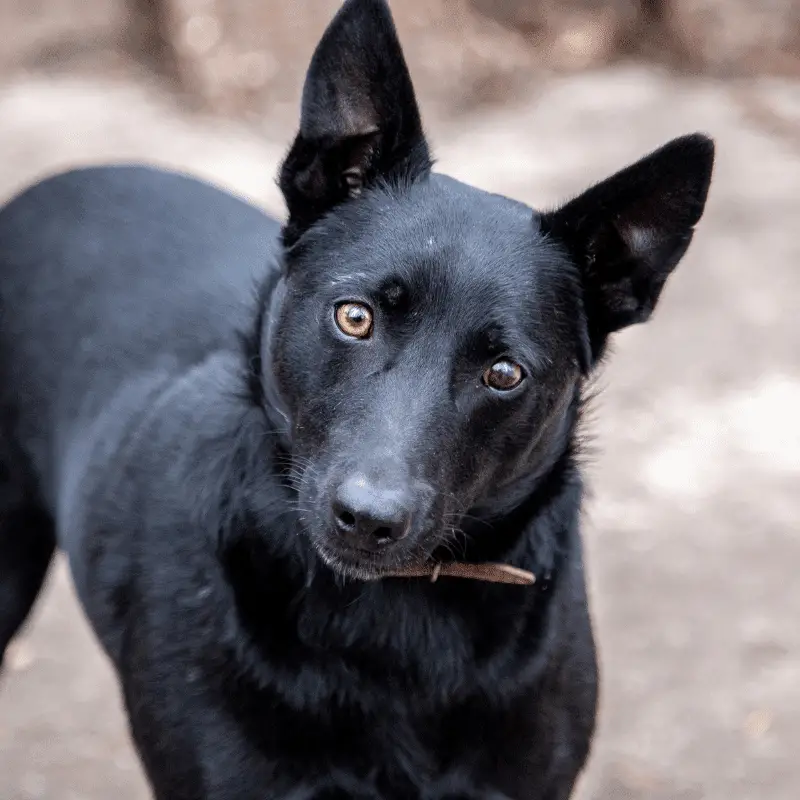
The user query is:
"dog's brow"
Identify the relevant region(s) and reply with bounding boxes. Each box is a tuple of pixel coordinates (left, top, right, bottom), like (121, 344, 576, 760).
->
(328, 272, 371, 288)
(502, 334, 553, 375)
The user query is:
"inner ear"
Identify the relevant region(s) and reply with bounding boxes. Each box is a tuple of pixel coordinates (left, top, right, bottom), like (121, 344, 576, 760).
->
(542, 133, 714, 364)
(279, 0, 431, 245)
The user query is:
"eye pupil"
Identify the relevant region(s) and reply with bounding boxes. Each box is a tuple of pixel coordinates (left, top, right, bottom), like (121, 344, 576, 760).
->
(483, 360, 524, 391)
(348, 307, 366, 324)
(335, 302, 373, 338)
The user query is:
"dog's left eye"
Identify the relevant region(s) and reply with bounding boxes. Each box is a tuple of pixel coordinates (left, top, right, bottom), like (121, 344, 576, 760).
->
(335, 302, 374, 339)
(483, 359, 524, 391)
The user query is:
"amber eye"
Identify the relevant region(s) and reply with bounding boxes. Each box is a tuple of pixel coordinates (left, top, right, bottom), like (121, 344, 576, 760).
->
(335, 302, 374, 339)
(483, 359, 524, 391)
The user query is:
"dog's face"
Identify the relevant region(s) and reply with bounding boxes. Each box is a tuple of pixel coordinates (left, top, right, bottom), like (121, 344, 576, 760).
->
(269, 180, 585, 577)
(266, 0, 714, 579)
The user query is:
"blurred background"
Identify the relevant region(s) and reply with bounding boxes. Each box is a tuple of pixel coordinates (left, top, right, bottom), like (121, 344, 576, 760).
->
(0, 1, 798, 798)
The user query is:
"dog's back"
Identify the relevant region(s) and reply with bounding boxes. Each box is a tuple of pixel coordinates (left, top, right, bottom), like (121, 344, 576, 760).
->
(0, 166, 281, 662)
(0, 166, 280, 509)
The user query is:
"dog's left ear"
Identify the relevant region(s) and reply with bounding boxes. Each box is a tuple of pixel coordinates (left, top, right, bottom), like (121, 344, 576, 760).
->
(279, 0, 431, 245)
(542, 133, 714, 363)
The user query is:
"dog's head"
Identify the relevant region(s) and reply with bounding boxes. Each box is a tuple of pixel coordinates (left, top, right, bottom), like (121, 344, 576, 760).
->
(263, 0, 714, 579)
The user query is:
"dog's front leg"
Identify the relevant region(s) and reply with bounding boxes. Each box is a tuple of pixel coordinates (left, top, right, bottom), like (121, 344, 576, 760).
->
(122, 680, 278, 800)
(120, 640, 383, 800)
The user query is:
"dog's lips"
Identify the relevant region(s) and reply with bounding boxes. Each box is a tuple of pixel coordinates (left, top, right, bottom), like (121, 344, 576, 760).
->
(313, 538, 417, 581)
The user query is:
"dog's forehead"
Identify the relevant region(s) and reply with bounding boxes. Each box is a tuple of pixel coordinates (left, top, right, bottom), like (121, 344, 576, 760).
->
(333, 174, 554, 291)
(380, 173, 539, 252)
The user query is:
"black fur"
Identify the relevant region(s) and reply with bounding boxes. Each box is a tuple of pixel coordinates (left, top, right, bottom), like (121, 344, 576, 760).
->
(0, 1, 714, 798)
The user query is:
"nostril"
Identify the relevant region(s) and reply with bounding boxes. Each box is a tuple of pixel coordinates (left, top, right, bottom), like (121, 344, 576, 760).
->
(334, 506, 357, 532)
(373, 526, 394, 544)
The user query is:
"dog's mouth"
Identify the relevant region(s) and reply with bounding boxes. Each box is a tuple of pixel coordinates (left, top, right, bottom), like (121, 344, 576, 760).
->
(312, 536, 538, 587)
(312, 538, 431, 582)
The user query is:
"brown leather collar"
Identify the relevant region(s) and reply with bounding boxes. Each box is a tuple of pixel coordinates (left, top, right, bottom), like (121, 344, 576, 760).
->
(369, 562, 536, 586)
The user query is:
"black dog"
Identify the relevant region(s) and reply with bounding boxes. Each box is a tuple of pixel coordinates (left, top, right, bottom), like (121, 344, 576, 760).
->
(0, 0, 713, 797)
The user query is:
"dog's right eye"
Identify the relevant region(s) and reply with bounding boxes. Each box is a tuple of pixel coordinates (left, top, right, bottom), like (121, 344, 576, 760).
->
(483, 359, 525, 392)
(335, 302, 374, 339)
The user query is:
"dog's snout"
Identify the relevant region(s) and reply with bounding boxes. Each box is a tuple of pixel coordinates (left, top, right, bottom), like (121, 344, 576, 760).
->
(332, 475, 413, 546)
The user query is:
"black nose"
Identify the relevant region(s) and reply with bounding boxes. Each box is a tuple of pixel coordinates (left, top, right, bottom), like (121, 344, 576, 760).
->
(332, 475, 413, 546)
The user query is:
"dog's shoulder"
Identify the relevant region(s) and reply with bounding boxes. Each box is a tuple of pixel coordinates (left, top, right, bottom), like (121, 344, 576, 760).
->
(61, 348, 280, 659)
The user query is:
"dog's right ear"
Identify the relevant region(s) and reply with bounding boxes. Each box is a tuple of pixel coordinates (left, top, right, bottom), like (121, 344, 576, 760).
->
(279, 0, 431, 246)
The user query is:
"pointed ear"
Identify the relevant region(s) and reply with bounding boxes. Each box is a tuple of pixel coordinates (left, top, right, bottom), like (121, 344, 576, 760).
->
(542, 133, 714, 363)
(278, 0, 431, 245)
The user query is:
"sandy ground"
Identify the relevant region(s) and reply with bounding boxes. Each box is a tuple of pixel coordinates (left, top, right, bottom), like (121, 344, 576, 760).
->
(0, 67, 798, 800)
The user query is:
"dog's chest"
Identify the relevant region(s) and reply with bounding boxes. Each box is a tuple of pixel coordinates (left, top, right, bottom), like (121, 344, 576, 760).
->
(232, 676, 527, 799)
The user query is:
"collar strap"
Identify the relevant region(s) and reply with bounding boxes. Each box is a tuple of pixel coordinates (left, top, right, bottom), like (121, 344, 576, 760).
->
(370, 562, 536, 586)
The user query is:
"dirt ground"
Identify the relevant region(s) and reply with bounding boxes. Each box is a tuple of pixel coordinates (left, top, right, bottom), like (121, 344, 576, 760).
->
(0, 65, 798, 800)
